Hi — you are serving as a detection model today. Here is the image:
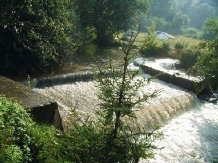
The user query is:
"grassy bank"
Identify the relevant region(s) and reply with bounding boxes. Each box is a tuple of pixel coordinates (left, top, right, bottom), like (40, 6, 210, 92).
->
(125, 33, 204, 71)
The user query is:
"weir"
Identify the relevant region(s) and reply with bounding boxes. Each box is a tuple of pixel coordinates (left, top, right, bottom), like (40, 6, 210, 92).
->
(33, 59, 218, 162)
(34, 75, 199, 130)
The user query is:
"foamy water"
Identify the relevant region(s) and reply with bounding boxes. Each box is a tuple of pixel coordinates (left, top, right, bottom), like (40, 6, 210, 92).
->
(34, 73, 218, 163)
(134, 58, 198, 81)
(143, 102, 218, 163)
(34, 75, 197, 129)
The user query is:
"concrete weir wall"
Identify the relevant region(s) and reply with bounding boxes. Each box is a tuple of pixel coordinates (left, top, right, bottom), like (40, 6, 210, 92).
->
(140, 65, 197, 92)
(0, 76, 63, 130)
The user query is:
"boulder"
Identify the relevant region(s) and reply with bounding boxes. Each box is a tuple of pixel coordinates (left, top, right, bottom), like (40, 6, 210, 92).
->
(0, 76, 63, 130)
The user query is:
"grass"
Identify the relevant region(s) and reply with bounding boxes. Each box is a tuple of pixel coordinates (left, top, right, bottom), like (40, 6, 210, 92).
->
(116, 32, 205, 72)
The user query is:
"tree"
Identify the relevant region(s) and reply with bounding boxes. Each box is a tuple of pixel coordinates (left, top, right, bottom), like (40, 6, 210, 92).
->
(189, 3, 216, 29)
(60, 22, 162, 163)
(170, 13, 190, 32)
(149, 0, 174, 18)
(94, 25, 161, 162)
(148, 0, 189, 34)
(73, 0, 151, 45)
(194, 17, 218, 93)
(0, 0, 77, 75)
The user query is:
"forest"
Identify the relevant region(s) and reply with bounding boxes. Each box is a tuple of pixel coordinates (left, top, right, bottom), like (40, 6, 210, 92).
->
(0, 0, 218, 162)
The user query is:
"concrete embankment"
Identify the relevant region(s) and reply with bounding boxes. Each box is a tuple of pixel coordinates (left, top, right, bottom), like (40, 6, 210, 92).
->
(137, 64, 198, 93)
(0, 76, 63, 130)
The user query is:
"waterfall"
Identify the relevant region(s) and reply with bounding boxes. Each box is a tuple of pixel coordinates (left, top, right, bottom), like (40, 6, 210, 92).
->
(33, 72, 218, 163)
(34, 74, 198, 129)
(159, 61, 176, 70)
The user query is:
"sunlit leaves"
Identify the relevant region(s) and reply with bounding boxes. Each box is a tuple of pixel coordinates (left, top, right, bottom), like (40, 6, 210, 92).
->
(194, 17, 218, 92)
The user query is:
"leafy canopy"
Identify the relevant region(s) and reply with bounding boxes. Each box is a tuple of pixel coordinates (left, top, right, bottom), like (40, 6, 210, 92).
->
(0, 0, 77, 75)
(194, 17, 218, 92)
(73, 0, 151, 45)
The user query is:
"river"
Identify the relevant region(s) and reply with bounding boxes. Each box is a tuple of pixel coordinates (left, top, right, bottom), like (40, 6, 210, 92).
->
(34, 71, 218, 163)
(19, 42, 218, 163)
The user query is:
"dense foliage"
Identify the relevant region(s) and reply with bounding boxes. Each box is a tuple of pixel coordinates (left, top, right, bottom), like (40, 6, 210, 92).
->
(193, 17, 218, 93)
(73, 0, 151, 45)
(0, 95, 33, 162)
(1, 0, 218, 76)
(142, 0, 218, 38)
(147, 0, 189, 34)
(0, 0, 77, 75)
(0, 0, 152, 75)
(0, 95, 62, 163)
(0, 28, 162, 162)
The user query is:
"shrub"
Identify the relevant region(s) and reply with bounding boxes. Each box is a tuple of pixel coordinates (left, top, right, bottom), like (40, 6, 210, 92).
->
(30, 124, 63, 163)
(162, 41, 172, 55)
(193, 17, 218, 93)
(0, 95, 33, 163)
(140, 35, 172, 58)
(179, 48, 199, 69)
(173, 41, 189, 57)
(140, 34, 162, 57)
(174, 41, 188, 51)
(0, 95, 63, 163)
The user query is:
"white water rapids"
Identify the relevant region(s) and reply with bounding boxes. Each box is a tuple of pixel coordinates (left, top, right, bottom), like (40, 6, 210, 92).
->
(34, 73, 218, 163)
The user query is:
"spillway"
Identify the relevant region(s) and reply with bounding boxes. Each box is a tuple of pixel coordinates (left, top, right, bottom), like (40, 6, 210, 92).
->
(33, 72, 218, 163)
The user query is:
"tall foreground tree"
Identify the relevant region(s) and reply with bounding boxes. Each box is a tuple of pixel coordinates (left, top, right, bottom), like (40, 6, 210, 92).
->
(73, 0, 151, 45)
(60, 23, 162, 163)
(0, 0, 77, 75)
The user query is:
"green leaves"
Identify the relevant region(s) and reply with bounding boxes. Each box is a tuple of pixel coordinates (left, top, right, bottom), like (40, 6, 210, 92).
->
(0, 95, 33, 163)
(194, 17, 218, 92)
(91, 23, 161, 162)
(74, 0, 151, 45)
(0, 0, 77, 75)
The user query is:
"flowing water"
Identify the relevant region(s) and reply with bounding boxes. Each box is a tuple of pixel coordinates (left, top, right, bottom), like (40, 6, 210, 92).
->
(134, 57, 198, 81)
(34, 73, 198, 130)
(33, 58, 218, 163)
(144, 102, 218, 163)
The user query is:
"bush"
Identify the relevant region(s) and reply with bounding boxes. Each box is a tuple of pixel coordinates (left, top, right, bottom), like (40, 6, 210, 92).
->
(181, 27, 201, 38)
(140, 34, 171, 58)
(193, 17, 218, 92)
(140, 34, 162, 57)
(0, 95, 33, 162)
(0, 95, 63, 163)
(179, 48, 199, 69)
(174, 41, 188, 51)
(173, 41, 189, 57)
(30, 125, 63, 163)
